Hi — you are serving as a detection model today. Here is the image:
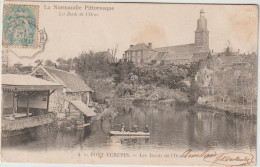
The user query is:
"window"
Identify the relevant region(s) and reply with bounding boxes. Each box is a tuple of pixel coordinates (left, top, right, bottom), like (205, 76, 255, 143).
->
(36, 74, 43, 79)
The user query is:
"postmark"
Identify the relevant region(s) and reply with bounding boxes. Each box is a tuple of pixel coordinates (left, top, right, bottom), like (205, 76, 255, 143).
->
(3, 28, 48, 59)
(2, 4, 39, 48)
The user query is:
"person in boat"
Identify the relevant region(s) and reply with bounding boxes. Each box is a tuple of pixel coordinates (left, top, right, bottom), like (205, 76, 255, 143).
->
(120, 123, 125, 132)
(144, 125, 149, 133)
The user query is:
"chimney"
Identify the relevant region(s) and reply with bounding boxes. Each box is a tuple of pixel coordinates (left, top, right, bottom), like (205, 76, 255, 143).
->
(148, 43, 152, 49)
(130, 45, 133, 48)
(212, 49, 213, 53)
(238, 49, 240, 54)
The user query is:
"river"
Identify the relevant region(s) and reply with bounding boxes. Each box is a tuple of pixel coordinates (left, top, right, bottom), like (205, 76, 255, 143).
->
(2, 104, 256, 152)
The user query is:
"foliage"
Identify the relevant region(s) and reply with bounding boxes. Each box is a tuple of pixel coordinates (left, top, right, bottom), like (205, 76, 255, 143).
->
(35, 59, 43, 66)
(74, 51, 113, 78)
(13, 63, 33, 74)
(45, 59, 55, 67)
(114, 63, 189, 89)
(56, 58, 74, 71)
(114, 83, 134, 97)
(113, 61, 135, 84)
(86, 77, 116, 103)
(187, 80, 204, 105)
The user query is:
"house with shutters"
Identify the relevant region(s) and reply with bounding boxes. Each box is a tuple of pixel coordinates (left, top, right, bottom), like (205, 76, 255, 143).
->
(124, 43, 157, 65)
(31, 65, 96, 126)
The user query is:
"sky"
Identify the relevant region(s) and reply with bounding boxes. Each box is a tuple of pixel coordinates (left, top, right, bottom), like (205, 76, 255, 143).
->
(3, 2, 258, 65)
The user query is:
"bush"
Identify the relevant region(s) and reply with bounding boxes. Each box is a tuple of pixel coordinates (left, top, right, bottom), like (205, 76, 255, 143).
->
(187, 80, 205, 105)
(115, 83, 134, 97)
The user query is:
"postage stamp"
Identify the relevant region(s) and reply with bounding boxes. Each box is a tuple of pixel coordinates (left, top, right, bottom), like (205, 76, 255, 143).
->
(2, 4, 39, 48)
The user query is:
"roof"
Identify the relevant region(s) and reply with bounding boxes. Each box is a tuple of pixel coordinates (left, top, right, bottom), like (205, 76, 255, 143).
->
(2, 74, 62, 91)
(42, 66, 94, 93)
(156, 43, 203, 54)
(155, 43, 210, 61)
(94, 51, 111, 57)
(70, 101, 97, 117)
(155, 52, 167, 61)
(191, 52, 209, 63)
(126, 43, 154, 52)
(218, 55, 241, 66)
(2, 66, 23, 75)
(94, 51, 113, 60)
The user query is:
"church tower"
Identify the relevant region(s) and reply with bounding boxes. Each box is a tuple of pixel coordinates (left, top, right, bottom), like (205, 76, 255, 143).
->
(195, 9, 209, 48)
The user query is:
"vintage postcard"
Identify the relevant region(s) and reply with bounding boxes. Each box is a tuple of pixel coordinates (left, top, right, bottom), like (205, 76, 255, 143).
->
(0, 1, 258, 166)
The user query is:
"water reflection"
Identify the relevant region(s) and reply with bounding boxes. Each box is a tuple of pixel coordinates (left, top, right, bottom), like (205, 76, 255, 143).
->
(2, 104, 256, 152)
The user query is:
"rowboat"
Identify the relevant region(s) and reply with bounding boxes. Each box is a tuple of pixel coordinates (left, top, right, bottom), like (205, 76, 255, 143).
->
(109, 131, 150, 136)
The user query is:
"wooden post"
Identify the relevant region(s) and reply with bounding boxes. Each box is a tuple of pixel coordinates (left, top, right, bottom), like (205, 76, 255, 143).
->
(17, 93, 19, 114)
(235, 78, 238, 113)
(47, 90, 50, 113)
(13, 91, 15, 115)
(86, 92, 90, 106)
(250, 79, 253, 116)
(27, 92, 30, 117)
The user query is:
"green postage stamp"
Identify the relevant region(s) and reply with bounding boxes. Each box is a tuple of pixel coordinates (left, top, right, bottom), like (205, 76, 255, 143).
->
(2, 4, 39, 48)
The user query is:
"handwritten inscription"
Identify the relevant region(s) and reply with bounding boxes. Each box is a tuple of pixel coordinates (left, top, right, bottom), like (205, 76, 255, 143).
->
(204, 152, 254, 166)
(181, 149, 254, 166)
(182, 149, 217, 159)
(78, 150, 255, 166)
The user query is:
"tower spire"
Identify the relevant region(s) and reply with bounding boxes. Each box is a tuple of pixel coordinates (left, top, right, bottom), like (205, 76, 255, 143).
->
(195, 9, 209, 48)
(200, 9, 205, 17)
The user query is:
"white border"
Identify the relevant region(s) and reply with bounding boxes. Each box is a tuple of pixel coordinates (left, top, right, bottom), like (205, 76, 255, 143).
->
(0, 0, 259, 167)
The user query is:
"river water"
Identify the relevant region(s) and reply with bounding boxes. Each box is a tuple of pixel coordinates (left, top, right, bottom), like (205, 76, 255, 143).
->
(2, 104, 256, 153)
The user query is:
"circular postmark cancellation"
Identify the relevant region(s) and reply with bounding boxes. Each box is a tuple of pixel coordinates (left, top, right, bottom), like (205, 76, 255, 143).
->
(3, 28, 48, 60)
(2, 4, 39, 48)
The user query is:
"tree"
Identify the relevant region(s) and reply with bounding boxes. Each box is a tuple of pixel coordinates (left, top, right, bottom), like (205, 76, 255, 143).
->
(56, 58, 69, 71)
(223, 40, 234, 56)
(45, 59, 55, 67)
(14, 62, 23, 69)
(225, 47, 232, 56)
(75, 51, 113, 78)
(35, 59, 43, 66)
(110, 44, 118, 63)
(214, 70, 235, 109)
(187, 80, 204, 105)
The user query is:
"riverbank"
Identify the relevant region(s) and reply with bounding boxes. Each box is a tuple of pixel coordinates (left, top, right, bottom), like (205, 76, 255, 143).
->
(109, 97, 257, 121)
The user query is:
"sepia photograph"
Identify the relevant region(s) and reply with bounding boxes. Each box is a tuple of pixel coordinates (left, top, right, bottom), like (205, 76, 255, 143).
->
(1, 1, 258, 166)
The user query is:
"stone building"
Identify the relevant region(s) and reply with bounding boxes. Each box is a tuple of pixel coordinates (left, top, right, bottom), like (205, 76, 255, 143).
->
(124, 9, 211, 65)
(31, 65, 96, 124)
(124, 43, 157, 65)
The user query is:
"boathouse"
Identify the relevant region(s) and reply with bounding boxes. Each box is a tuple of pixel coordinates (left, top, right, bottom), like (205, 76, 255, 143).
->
(2, 74, 62, 132)
(30, 66, 96, 125)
